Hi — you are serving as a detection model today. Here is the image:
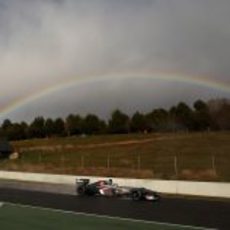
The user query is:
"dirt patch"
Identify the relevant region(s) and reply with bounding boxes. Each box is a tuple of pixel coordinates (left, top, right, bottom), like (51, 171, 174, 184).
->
(179, 169, 218, 181)
(19, 135, 184, 152)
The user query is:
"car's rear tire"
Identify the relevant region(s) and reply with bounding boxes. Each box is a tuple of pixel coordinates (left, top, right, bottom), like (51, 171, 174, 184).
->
(131, 190, 142, 201)
(77, 186, 86, 196)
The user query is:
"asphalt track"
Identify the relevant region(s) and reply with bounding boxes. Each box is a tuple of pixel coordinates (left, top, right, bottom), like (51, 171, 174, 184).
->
(0, 187, 229, 230)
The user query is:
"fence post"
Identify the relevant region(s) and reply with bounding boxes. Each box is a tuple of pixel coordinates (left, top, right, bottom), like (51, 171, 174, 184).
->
(174, 155, 178, 178)
(61, 154, 65, 173)
(107, 153, 110, 169)
(211, 155, 216, 173)
(137, 153, 141, 170)
(38, 152, 42, 164)
(81, 155, 84, 169)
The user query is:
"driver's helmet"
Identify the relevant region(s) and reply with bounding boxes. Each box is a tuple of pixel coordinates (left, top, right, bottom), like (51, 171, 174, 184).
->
(98, 180, 105, 187)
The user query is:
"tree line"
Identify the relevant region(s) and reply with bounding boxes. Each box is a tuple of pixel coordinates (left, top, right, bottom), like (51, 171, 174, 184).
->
(0, 98, 229, 141)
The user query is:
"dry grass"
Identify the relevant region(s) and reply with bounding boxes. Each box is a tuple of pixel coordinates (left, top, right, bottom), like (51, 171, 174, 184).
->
(179, 169, 219, 181)
(1, 131, 229, 181)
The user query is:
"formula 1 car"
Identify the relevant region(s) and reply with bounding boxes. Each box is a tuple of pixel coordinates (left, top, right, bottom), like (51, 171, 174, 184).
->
(76, 178, 160, 201)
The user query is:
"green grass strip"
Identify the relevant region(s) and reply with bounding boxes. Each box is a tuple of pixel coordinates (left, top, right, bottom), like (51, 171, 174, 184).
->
(0, 202, 216, 230)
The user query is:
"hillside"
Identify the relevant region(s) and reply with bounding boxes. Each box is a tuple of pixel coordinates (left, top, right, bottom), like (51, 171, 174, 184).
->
(1, 132, 229, 182)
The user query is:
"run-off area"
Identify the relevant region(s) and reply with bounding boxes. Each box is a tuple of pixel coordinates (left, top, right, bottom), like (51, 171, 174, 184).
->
(0, 202, 215, 230)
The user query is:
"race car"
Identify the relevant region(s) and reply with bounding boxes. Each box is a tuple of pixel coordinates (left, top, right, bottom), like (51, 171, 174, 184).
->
(76, 178, 160, 201)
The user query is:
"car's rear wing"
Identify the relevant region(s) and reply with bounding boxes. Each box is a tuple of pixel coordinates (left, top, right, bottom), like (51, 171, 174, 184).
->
(76, 178, 90, 186)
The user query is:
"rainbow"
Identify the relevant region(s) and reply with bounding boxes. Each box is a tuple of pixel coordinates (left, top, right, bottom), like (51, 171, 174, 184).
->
(0, 71, 229, 120)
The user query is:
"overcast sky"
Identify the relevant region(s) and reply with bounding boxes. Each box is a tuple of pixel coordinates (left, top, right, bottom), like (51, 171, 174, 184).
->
(0, 0, 230, 122)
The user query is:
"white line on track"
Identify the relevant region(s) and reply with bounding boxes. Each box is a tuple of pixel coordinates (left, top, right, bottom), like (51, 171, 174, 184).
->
(3, 202, 217, 230)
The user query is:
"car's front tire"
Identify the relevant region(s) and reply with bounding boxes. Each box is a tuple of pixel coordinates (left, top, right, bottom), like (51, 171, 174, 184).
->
(131, 190, 142, 201)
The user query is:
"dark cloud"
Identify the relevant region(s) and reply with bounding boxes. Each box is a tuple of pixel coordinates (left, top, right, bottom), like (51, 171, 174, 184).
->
(0, 0, 229, 122)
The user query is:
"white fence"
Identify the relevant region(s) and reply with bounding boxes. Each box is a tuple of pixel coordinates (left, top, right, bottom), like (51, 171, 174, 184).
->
(0, 171, 229, 198)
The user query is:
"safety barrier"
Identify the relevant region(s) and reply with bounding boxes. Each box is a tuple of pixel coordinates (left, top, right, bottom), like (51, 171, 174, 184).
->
(0, 170, 229, 198)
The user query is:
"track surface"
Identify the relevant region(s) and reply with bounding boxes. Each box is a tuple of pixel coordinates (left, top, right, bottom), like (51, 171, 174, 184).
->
(0, 187, 229, 230)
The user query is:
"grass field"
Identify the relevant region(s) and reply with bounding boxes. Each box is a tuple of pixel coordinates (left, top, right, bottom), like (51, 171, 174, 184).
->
(0, 132, 230, 181)
(0, 202, 214, 230)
